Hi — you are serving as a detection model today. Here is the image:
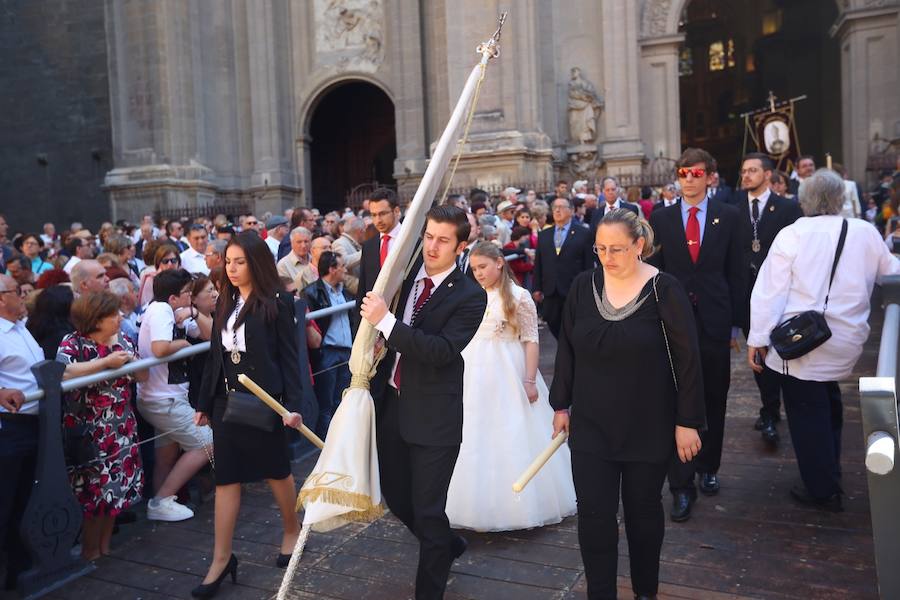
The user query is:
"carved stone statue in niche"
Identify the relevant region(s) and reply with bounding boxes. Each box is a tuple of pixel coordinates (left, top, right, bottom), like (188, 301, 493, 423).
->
(569, 150, 599, 179)
(567, 67, 604, 145)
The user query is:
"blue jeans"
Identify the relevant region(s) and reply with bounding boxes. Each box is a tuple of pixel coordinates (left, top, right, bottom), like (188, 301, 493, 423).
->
(312, 347, 351, 439)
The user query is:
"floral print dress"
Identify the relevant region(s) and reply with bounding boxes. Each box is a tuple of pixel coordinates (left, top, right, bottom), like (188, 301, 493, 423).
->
(57, 332, 144, 516)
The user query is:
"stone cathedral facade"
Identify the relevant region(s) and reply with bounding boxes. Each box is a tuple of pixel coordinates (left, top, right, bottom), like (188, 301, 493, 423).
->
(2, 1, 897, 227)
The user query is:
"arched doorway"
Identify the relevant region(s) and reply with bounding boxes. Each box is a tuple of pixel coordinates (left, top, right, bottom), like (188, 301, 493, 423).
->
(307, 80, 396, 213)
(677, 0, 840, 183)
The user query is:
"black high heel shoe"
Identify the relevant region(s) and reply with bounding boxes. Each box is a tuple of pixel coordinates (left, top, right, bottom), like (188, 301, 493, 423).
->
(191, 554, 238, 598)
(276, 553, 291, 568)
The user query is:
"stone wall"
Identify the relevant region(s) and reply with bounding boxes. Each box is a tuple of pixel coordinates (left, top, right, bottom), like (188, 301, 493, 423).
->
(0, 0, 113, 232)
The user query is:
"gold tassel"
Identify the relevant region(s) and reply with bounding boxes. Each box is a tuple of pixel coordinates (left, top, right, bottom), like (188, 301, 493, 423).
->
(296, 486, 384, 522)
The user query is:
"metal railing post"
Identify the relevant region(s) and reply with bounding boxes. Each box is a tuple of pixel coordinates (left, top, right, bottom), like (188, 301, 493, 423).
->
(17, 360, 93, 599)
(859, 276, 900, 599)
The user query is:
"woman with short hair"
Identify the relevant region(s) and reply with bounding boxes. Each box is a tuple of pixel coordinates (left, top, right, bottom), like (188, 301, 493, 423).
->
(748, 169, 900, 511)
(57, 290, 147, 560)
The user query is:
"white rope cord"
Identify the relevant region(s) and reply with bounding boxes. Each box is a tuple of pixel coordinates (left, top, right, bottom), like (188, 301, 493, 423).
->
(277, 523, 312, 600)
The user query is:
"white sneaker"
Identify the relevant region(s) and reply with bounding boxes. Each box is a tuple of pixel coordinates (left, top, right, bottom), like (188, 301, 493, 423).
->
(146, 496, 194, 522)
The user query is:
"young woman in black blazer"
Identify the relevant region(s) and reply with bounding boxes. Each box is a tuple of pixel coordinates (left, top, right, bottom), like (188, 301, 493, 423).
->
(192, 232, 304, 597)
(550, 209, 705, 600)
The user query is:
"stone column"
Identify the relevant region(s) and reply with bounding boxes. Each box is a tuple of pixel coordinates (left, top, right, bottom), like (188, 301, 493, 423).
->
(831, 1, 900, 182)
(639, 33, 684, 162)
(245, 1, 302, 214)
(598, 0, 645, 174)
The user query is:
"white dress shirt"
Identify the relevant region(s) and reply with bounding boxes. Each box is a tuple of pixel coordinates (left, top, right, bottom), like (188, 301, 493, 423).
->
(375, 263, 457, 389)
(265, 236, 281, 259)
(747, 188, 771, 219)
(180, 246, 210, 275)
(380, 222, 402, 258)
(0, 317, 45, 415)
(63, 255, 81, 274)
(748, 216, 900, 381)
(221, 298, 248, 353)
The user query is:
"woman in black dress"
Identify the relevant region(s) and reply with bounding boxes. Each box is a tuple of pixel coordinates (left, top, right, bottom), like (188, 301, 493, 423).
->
(193, 232, 304, 598)
(550, 209, 705, 600)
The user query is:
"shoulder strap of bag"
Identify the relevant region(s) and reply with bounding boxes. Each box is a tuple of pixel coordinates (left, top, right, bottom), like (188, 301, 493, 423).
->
(653, 274, 678, 392)
(823, 219, 848, 313)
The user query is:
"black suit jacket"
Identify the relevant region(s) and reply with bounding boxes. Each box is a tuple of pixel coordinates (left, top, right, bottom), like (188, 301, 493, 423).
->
(727, 190, 803, 328)
(709, 185, 733, 205)
(533, 222, 595, 298)
(648, 200, 747, 342)
(372, 256, 487, 447)
(198, 292, 303, 416)
(589, 201, 641, 237)
(356, 235, 382, 308)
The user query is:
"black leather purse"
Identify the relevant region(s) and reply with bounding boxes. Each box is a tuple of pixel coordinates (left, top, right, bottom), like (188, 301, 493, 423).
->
(770, 219, 847, 361)
(222, 389, 279, 432)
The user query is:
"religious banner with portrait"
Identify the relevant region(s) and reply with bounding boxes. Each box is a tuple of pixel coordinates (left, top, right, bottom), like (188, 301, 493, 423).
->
(742, 93, 804, 174)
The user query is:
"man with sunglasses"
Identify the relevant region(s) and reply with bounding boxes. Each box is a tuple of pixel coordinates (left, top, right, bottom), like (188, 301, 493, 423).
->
(648, 147, 747, 523)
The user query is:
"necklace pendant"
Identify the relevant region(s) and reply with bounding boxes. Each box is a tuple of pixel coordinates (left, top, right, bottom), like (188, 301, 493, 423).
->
(230, 349, 241, 365)
(752, 239, 761, 253)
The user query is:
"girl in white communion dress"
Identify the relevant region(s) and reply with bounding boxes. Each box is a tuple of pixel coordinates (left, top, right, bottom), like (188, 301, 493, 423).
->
(445, 242, 577, 531)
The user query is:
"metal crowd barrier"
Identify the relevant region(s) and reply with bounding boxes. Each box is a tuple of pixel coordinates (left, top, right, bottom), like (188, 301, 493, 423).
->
(12, 299, 355, 599)
(859, 275, 900, 599)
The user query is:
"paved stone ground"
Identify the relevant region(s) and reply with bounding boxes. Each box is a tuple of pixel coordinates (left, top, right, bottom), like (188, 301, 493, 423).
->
(41, 302, 884, 600)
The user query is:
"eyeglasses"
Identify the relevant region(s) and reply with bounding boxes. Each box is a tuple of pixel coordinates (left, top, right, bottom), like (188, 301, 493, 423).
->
(160, 257, 179, 265)
(677, 167, 706, 179)
(593, 244, 633, 257)
(245, 221, 258, 226)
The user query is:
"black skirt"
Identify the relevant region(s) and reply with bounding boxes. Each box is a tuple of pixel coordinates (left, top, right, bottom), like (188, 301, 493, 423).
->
(211, 350, 291, 485)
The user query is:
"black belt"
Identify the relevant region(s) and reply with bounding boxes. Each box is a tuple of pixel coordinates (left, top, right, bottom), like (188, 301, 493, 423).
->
(0, 412, 39, 422)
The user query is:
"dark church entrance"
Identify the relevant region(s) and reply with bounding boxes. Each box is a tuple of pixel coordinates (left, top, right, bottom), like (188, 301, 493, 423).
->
(308, 81, 396, 213)
(678, 0, 841, 185)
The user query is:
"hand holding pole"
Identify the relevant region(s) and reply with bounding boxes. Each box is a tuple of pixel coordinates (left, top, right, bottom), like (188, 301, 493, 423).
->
(512, 433, 568, 493)
(237, 373, 325, 450)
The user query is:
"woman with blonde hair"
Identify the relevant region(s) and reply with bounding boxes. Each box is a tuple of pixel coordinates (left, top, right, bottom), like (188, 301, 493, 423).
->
(445, 241, 576, 531)
(551, 208, 704, 599)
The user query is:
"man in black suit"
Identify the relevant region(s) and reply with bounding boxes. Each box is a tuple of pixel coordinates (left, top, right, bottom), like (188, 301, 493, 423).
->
(456, 211, 479, 281)
(707, 171, 734, 205)
(361, 205, 487, 600)
(533, 197, 595, 339)
(356, 187, 403, 307)
(589, 176, 640, 236)
(730, 153, 803, 445)
(652, 183, 679, 213)
(648, 148, 747, 523)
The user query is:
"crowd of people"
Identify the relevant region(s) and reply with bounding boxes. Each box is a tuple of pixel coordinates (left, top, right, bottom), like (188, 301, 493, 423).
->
(1, 148, 899, 599)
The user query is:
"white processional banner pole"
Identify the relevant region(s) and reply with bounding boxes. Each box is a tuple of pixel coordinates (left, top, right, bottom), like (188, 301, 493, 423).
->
(277, 14, 507, 600)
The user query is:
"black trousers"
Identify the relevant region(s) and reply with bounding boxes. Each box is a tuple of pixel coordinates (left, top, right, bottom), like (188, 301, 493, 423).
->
(742, 327, 782, 420)
(541, 293, 565, 339)
(376, 387, 460, 600)
(572, 450, 668, 600)
(0, 416, 38, 589)
(779, 375, 843, 499)
(669, 328, 730, 492)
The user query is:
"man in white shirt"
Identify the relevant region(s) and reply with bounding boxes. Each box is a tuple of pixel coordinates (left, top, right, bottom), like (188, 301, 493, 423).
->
(331, 216, 366, 295)
(63, 231, 95, 274)
(179, 224, 210, 275)
(0, 274, 45, 588)
(264, 216, 289, 259)
(277, 227, 312, 282)
(137, 269, 212, 522)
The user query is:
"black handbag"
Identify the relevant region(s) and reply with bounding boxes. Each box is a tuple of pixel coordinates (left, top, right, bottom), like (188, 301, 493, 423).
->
(769, 219, 848, 361)
(222, 390, 280, 432)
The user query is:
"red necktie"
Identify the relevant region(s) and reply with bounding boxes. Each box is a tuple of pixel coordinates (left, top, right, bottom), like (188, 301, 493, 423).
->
(393, 278, 434, 389)
(686, 206, 701, 263)
(379, 234, 391, 267)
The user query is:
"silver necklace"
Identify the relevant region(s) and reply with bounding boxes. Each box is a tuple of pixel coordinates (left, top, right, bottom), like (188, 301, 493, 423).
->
(230, 296, 243, 365)
(592, 275, 651, 322)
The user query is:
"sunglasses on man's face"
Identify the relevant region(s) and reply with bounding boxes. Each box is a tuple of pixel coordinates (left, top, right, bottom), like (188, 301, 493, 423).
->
(677, 167, 706, 179)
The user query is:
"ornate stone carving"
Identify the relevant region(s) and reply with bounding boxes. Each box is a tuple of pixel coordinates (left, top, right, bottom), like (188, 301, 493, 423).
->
(567, 67, 604, 145)
(568, 148, 600, 179)
(315, 0, 384, 70)
(641, 0, 673, 38)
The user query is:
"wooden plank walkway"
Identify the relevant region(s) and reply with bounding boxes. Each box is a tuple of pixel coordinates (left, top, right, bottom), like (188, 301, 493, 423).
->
(42, 304, 883, 599)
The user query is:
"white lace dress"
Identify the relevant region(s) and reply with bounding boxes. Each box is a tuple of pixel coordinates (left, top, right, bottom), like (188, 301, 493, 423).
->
(446, 284, 577, 531)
